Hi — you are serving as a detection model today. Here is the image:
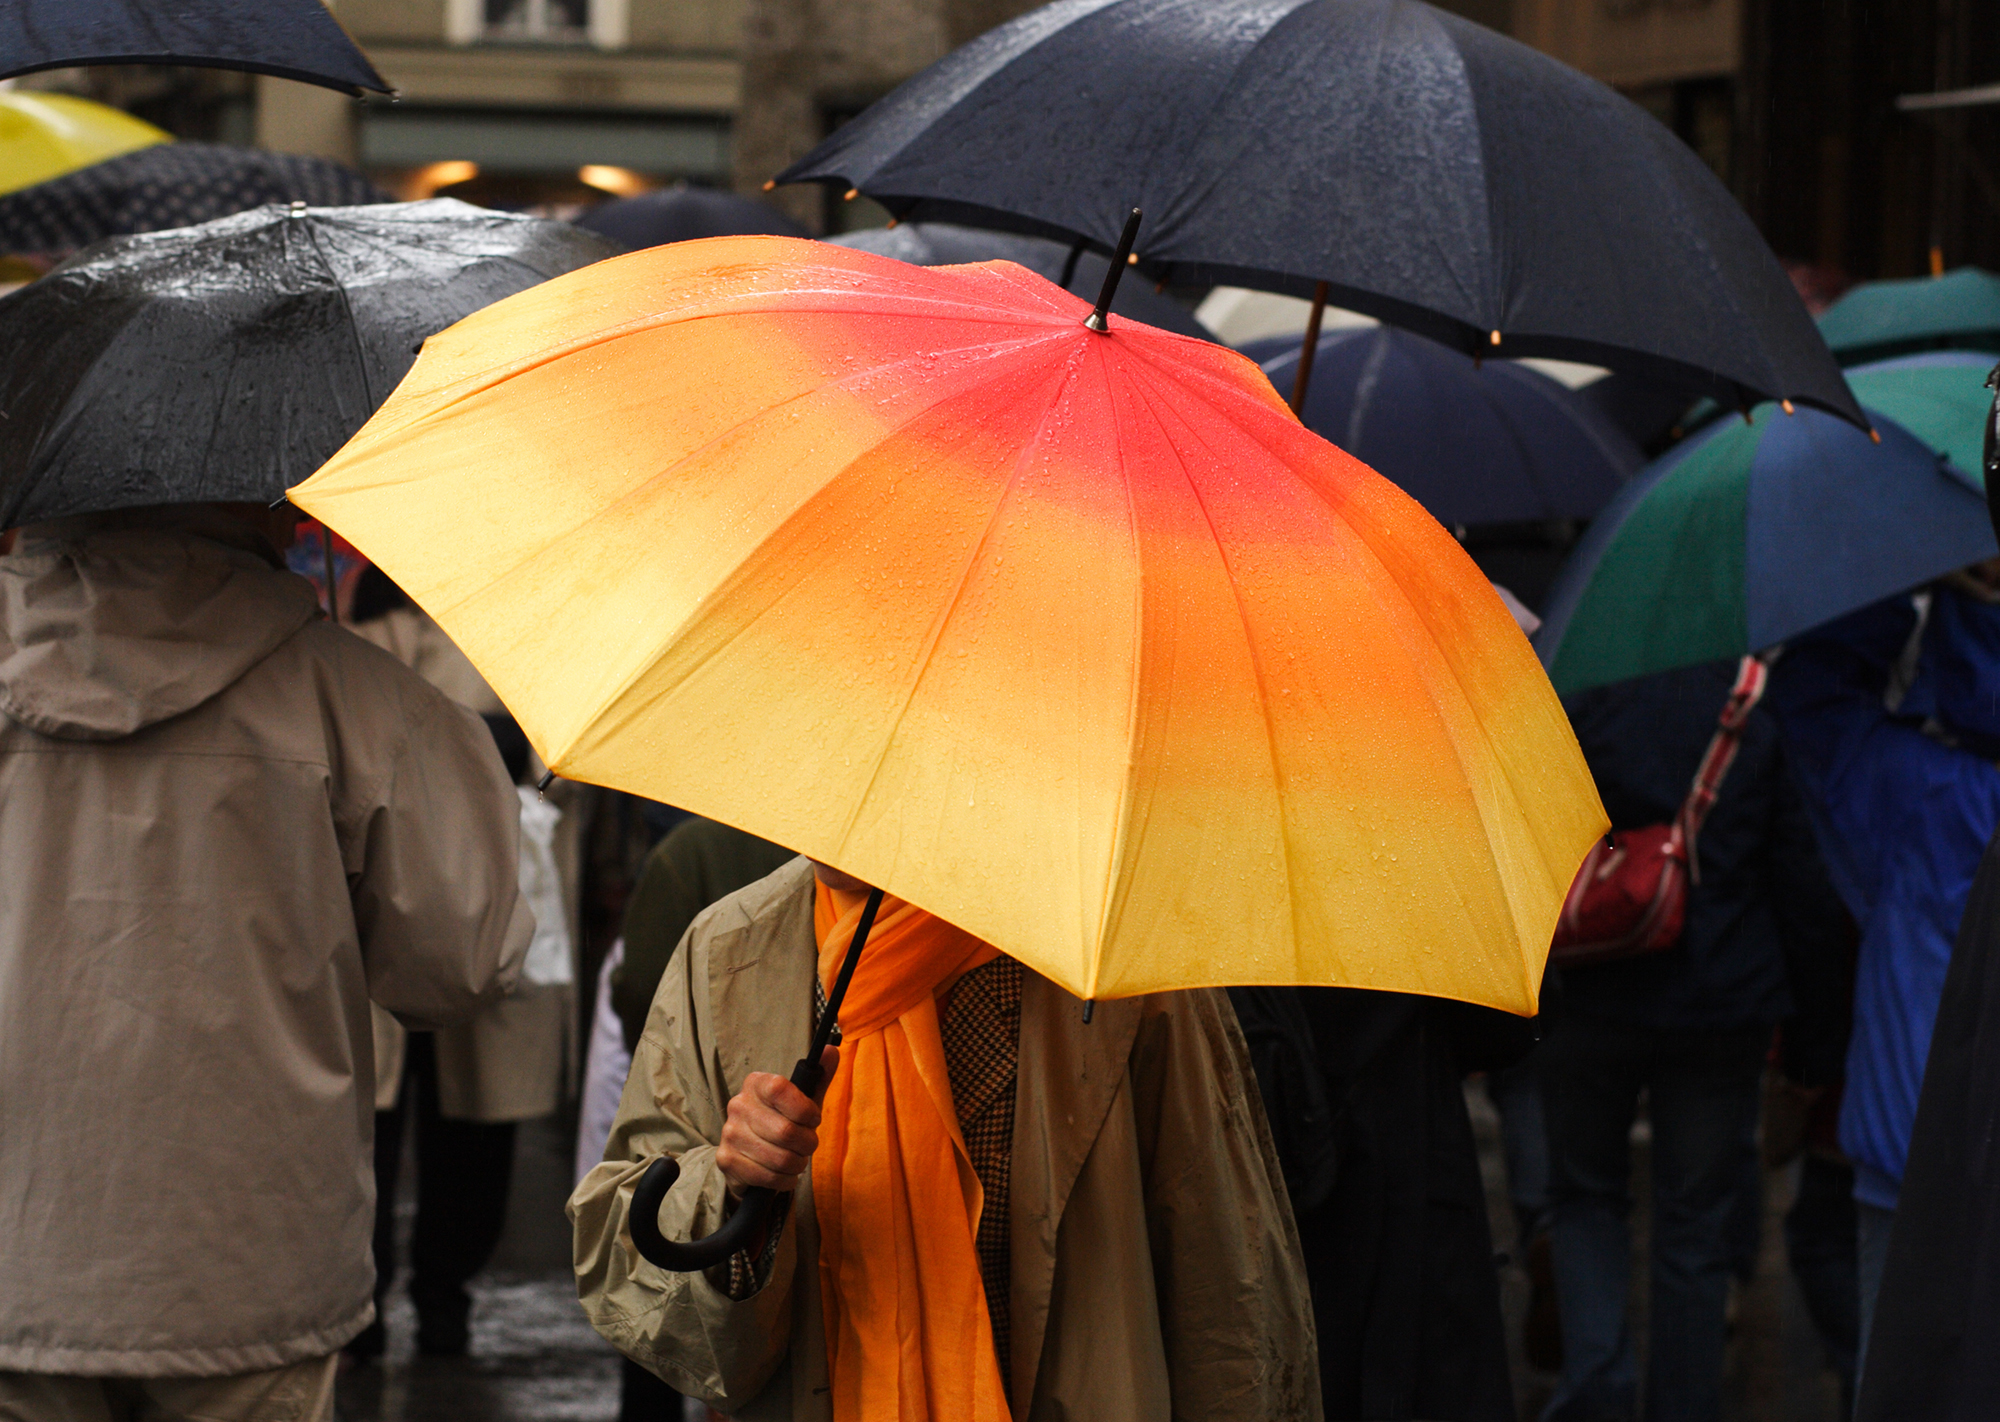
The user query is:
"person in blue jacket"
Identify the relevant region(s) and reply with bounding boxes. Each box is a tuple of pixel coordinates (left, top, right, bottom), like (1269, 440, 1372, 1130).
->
(1766, 568, 2000, 1367)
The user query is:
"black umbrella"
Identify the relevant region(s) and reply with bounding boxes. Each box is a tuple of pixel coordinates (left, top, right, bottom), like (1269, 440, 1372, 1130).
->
(574, 184, 810, 248)
(1, 0, 389, 95)
(778, 0, 1863, 427)
(0, 199, 615, 528)
(828, 220, 1214, 341)
(0, 142, 388, 256)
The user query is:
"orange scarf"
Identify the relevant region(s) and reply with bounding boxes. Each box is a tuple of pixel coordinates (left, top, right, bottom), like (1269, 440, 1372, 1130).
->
(812, 881, 1010, 1422)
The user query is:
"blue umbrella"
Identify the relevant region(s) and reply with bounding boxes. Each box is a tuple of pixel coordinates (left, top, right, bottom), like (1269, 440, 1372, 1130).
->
(1243, 326, 1641, 527)
(1533, 352, 1998, 694)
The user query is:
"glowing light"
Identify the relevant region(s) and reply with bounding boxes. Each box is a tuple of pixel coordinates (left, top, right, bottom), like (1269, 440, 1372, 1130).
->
(579, 164, 650, 197)
(407, 160, 477, 198)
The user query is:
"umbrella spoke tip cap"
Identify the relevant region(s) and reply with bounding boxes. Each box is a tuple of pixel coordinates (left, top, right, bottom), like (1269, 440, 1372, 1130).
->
(1782, 399, 1795, 414)
(762, 179, 776, 191)
(844, 188, 859, 200)
(1490, 329, 1502, 345)
(1870, 427, 1883, 443)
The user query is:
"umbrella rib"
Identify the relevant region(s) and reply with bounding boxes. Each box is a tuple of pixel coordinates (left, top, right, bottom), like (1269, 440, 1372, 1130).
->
(528, 328, 1072, 765)
(1124, 344, 1536, 975)
(828, 348, 1089, 871)
(1110, 359, 1306, 984)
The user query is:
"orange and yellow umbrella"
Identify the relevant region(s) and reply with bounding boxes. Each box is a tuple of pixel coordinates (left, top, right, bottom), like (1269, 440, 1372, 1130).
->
(291, 236, 1604, 1014)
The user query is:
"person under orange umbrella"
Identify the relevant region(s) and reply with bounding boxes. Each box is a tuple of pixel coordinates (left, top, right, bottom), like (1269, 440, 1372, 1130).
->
(573, 851, 1317, 1421)
(291, 219, 1605, 1421)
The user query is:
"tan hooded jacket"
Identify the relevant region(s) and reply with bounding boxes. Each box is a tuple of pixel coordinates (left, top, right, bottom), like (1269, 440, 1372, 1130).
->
(571, 858, 1320, 1422)
(0, 510, 532, 1377)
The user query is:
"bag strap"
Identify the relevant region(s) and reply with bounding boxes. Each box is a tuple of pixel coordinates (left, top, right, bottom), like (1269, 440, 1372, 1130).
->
(1673, 655, 1769, 881)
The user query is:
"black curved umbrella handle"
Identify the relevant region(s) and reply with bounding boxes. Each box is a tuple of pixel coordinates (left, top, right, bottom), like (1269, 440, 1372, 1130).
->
(626, 887, 882, 1273)
(628, 1052, 825, 1271)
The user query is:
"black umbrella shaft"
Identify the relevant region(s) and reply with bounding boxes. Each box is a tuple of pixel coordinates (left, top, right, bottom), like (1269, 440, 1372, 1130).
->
(811, 885, 884, 1064)
(1085, 208, 1143, 332)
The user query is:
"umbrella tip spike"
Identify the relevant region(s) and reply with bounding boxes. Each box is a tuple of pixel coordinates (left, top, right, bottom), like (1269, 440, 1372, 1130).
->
(885, 217, 898, 229)
(1084, 207, 1144, 333)
(537, 768, 557, 794)
(1081, 999, 1095, 1024)
(762, 179, 776, 192)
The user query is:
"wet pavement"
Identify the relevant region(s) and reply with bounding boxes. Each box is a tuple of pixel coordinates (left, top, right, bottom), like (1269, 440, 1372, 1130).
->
(342, 1087, 1849, 1422)
(337, 1114, 625, 1422)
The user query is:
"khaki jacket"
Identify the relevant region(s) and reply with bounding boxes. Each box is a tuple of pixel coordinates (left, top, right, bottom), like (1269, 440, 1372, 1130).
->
(355, 606, 573, 1122)
(0, 512, 531, 1376)
(571, 858, 1320, 1421)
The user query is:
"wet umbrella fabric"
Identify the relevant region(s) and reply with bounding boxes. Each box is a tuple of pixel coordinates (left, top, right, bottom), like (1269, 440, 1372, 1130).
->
(0, 92, 167, 198)
(777, 0, 1861, 427)
(291, 235, 1606, 1014)
(1241, 326, 1640, 526)
(574, 184, 810, 248)
(829, 220, 1215, 342)
(0, 142, 388, 255)
(1534, 353, 1999, 696)
(1816, 268, 2000, 364)
(0, 0, 389, 95)
(0, 198, 616, 527)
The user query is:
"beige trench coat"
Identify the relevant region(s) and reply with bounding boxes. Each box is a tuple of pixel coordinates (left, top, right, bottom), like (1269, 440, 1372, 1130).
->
(355, 606, 577, 1122)
(570, 858, 1320, 1421)
(0, 512, 531, 1375)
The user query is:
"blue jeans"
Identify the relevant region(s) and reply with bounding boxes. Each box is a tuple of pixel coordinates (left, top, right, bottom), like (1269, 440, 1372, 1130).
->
(1539, 1010, 1771, 1422)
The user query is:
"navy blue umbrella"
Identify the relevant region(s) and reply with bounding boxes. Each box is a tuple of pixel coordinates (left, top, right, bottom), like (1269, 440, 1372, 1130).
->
(0, 0, 388, 95)
(1242, 327, 1640, 527)
(575, 185, 810, 249)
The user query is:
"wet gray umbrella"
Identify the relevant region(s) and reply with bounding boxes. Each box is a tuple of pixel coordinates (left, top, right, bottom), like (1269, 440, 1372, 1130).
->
(778, 0, 1862, 427)
(0, 198, 616, 528)
(827, 220, 1214, 341)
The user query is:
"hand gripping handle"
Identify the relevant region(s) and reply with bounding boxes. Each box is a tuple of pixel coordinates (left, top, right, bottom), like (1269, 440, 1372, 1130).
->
(624, 887, 881, 1273)
(626, 1050, 828, 1271)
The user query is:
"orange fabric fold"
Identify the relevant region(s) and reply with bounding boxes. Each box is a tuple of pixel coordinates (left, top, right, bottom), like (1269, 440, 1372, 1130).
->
(813, 881, 1009, 1422)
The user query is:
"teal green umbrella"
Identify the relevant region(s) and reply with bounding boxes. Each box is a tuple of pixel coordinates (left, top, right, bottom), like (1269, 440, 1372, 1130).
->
(1534, 353, 1997, 695)
(1817, 268, 2000, 363)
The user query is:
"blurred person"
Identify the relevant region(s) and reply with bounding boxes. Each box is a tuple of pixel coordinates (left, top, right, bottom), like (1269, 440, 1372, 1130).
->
(344, 566, 576, 1359)
(583, 816, 794, 1420)
(1766, 567, 2000, 1376)
(1541, 659, 1840, 1422)
(571, 857, 1319, 1421)
(1232, 985, 1527, 1421)
(0, 504, 529, 1420)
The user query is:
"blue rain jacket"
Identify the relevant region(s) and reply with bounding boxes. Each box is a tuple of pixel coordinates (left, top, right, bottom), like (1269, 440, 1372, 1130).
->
(1769, 587, 2000, 1210)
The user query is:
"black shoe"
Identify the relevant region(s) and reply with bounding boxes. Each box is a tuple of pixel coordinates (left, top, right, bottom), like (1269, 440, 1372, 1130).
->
(415, 1297, 470, 1357)
(344, 1318, 387, 1365)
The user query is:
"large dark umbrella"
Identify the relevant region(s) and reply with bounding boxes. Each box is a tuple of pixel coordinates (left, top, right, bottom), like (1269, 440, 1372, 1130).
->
(1, 0, 389, 95)
(829, 220, 1214, 341)
(574, 184, 810, 248)
(778, 0, 1862, 427)
(0, 199, 615, 528)
(1242, 326, 1640, 526)
(0, 142, 388, 255)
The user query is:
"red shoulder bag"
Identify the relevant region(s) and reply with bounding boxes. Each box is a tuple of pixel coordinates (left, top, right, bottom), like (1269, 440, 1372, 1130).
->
(1548, 656, 1769, 970)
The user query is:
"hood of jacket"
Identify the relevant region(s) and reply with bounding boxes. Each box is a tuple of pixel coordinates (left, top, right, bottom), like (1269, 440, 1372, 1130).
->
(0, 507, 320, 741)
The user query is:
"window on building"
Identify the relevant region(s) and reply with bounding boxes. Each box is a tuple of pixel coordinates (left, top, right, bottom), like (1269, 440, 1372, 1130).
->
(481, 0, 591, 42)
